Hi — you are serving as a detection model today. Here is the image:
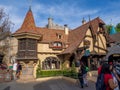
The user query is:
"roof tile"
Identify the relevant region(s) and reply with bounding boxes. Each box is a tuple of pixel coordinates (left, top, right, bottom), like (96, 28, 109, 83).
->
(13, 8, 38, 35)
(61, 17, 105, 54)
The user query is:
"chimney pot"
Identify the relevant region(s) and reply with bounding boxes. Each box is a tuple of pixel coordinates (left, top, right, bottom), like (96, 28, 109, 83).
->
(64, 24, 69, 35)
(64, 24, 68, 27)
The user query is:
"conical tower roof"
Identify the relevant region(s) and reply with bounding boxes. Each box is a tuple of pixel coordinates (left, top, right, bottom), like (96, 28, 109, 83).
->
(110, 26, 117, 35)
(21, 8, 36, 30)
(13, 8, 41, 39)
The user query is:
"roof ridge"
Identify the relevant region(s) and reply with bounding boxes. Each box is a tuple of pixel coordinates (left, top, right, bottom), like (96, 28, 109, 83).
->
(36, 27, 66, 31)
(72, 17, 100, 31)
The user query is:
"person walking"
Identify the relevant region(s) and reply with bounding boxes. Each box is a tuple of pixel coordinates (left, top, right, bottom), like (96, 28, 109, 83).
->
(78, 62, 88, 88)
(102, 63, 118, 90)
(109, 62, 119, 90)
(16, 61, 22, 79)
(78, 66, 84, 88)
(12, 61, 17, 80)
(114, 60, 120, 89)
(81, 62, 88, 87)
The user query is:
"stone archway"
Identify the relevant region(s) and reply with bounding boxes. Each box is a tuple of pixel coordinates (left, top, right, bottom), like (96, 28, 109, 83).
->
(42, 57, 60, 70)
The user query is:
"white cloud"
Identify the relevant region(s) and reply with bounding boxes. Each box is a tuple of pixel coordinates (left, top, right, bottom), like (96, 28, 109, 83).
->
(33, 3, 99, 17)
(1, 0, 120, 33)
(32, 3, 99, 29)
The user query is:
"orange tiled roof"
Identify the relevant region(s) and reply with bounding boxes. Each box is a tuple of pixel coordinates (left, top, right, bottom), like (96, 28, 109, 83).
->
(36, 27, 68, 43)
(13, 8, 108, 55)
(61, 17, 105, 54)
(13, 8, 39, 35)
(21, 8, 36, 30)
(13, 8, 68, 43)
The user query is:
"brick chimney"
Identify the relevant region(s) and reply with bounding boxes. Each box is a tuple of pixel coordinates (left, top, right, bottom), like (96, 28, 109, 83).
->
(64, 24, 69, 35)
(48, 17, 53, 29)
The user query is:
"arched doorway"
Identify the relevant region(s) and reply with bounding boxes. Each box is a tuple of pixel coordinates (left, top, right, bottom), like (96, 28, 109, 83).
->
(42, 57, 60, 70)
(0, 54, 4, 64)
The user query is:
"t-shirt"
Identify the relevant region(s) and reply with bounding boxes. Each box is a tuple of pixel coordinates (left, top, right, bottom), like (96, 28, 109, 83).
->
(13, 63, 17, 71)
(17, 64, 22, 71)
(104, 74, 113, 90)
(81, 66, 87, 74)
(98, 66, 102, 74)
(9, 66, 13, 69)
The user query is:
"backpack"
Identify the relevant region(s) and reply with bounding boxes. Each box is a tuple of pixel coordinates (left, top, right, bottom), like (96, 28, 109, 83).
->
(95, 73, 106, 90)
(85, 66, 89, 72)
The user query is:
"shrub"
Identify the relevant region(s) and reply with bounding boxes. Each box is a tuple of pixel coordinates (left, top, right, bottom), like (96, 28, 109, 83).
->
(36, 62, 78, 79)
(37, 70, 63, 78)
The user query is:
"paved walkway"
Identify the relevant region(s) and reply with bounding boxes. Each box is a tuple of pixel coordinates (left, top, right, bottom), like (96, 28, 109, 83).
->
(0, 78, 95, 90)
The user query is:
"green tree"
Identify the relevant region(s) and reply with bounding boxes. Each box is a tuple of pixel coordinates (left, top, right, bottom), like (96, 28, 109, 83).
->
(0, 8, 13, 64)
(105, 25, 112, 33)
(0, 8, 12, 40)
(116, 23, 120, 32)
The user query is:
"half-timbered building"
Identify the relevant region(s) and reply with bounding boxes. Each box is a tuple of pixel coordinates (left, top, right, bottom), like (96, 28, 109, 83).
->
(13, 8, 108, 78)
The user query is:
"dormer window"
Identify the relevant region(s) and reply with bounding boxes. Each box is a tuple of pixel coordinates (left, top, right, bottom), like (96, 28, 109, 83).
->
(49, 41, 63, 50)
(58, 34, 62, 39)
(56, 33, 62, 39)
(53, 42, 62, 47)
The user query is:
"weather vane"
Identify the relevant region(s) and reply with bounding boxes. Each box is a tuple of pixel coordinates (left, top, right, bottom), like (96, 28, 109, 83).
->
(110, 19, 113, 25)
(88, 15, 91, 21)
(28, 0, 32, 9)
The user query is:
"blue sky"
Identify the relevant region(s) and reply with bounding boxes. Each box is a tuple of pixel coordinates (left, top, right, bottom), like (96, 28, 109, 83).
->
(0, 0, 120, 32)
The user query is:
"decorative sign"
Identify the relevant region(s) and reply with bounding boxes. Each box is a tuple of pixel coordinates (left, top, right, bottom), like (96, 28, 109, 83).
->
(84, 40, 90, 46)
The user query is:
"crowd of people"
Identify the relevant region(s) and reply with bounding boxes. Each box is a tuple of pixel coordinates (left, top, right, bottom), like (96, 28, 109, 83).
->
(2, 58, 120, 90)
(97, 60, 120, 90)
(77, 59, 120, 90)
(12, 61, 22, 80)
(0, 63, 7, 70)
